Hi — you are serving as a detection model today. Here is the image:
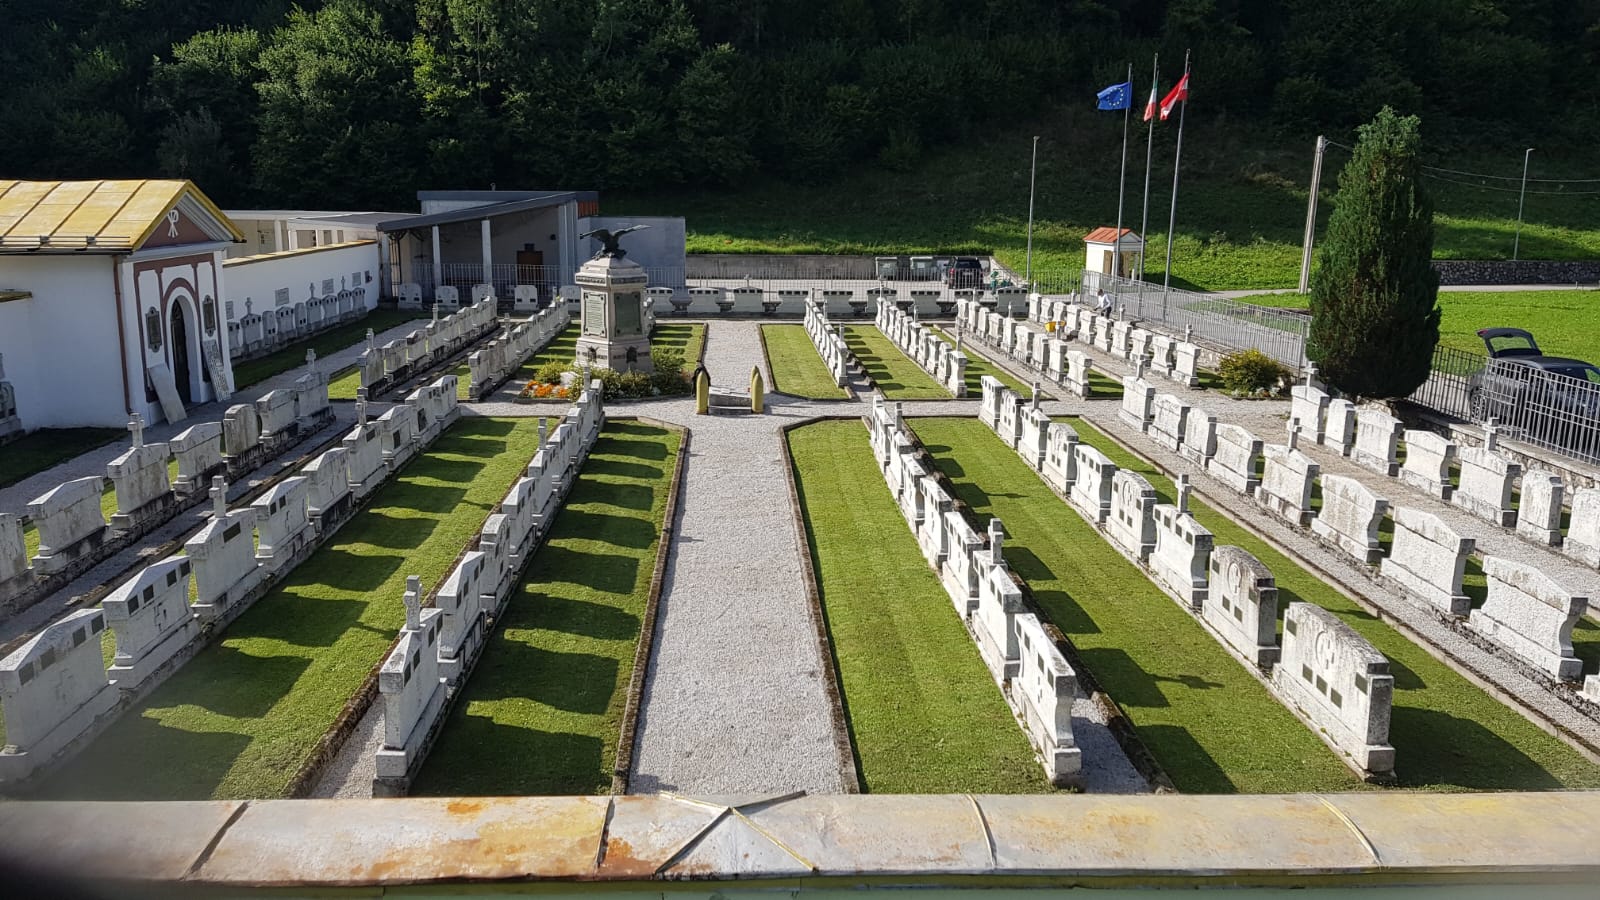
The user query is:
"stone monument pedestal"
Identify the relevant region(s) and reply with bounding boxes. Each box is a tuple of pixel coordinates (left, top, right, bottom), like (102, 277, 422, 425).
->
(574, 255, 652, 374)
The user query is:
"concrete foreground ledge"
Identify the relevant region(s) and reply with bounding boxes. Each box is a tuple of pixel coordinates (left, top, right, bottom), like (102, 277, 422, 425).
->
(2, 792, 1597, 889)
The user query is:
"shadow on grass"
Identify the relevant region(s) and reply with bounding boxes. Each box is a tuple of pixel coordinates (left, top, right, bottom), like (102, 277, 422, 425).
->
(572, 482, 657, 514)
(1132, 723, 1238, 794)
(532, 545, 642, 593)
(553, 508, 658, 549)
(607, 436, 669, 460)
(179, 646, 316, 718)
(524, 594, 642, 641)
(38, 717, 255, 800)
(1390, 705, 1565, 790)
(411, 718, 608, 796)
(998, 546, 1102, 636)
(456, 642, 620, 714)
(580, 458, 664, 480)
(241, 592, 386, 650)
(1075, 646, 1173, 710)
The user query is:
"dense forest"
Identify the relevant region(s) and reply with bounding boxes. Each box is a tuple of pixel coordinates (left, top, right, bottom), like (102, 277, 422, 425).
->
(2, 0, 1596, 209)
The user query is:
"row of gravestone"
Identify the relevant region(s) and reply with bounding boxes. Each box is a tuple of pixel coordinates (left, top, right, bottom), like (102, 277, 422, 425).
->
(875, 299, 969, 397)
(229, 287, 367, 361)
(979, 375, 1396, 779)
(1026, 295, 1203, 388)
(395, 284, 546, 315)
(801, 300, 856, 389)
(641, 284, 1031, 320)
(865, 395, 1081, 787)
(0, 364, 334, 616)
(1289, 379, 1600, 571)
(357, 298, 499, 399)
(0, 373, 464, 786)
(467, 302, 573, 399)
(375, 381, 606, 794)
(1119, 373, 1597, 706)
(954, 297, 1101, 400)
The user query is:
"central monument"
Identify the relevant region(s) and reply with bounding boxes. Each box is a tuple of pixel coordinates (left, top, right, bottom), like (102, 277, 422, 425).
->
(574, 225, 652, 374)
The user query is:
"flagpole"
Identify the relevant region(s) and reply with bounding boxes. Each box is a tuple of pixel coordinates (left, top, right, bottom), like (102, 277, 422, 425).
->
(1163, 50, 1190, 294)
(1139, 54, 1158, 285)
(1113, 62, 1130, 280)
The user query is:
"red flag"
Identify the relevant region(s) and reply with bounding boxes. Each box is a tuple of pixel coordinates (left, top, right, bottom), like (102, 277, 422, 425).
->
(1142, 82, 1159, 122)
(1159, 73, 1189, 121)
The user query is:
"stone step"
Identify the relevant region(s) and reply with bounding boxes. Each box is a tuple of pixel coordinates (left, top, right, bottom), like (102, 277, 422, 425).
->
(707, 404, 753, 416)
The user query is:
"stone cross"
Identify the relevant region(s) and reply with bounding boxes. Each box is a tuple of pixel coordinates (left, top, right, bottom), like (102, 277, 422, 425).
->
(356, 388, 368, 425)
(1304, 362, 1319, 387)
(1184, 325, 1194, 342)
(211, 475, 228, 519)
(306, 348, 317, 371)
(988, 518, 1005, 565)
(1287, 422, 1301, 452)
(403, 575, 421, 631)
(1174, 474, 1191, 514)
(1134, 358, 1148, 381)
(1031, 380, 1042, 411)
(1006, 300, 1014, 318)
(432, 305, 440, 324)
(366, 328, 376, 352)
(1484, 417, 1500, 452)
(894, 402, 904, 432)
(128, 413, 145, 449)
(955, 322, 964, 353)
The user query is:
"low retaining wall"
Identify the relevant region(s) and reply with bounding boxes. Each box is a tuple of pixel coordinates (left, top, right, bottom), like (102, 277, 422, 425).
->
(1434, 260, 1600, 286)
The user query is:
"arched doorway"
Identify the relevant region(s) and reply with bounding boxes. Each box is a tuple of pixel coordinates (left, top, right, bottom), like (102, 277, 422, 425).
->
(170, 303, 194, 405)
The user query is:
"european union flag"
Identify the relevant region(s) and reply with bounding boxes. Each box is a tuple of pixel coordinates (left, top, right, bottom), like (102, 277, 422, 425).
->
(1096, 81, 1133, 111)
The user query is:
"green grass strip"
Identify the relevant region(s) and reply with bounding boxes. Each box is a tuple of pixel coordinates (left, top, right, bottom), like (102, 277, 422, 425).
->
(842, 326, 948, 400)
(651, 323, 705, 364)
(926, 326, 1029, 396)
(912, 417, 1356, 794)
(36, 416, 547, 800)
(761, 325, 848, 400)
(1, 428, 124, 490)
(232, 310, 429, 390)
(1065, 417, 1600, 791)
(788, 421, 1051, 793)
(412, 421, 681, 796)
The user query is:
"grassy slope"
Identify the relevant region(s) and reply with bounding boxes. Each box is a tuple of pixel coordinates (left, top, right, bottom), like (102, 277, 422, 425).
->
(1066, 417, 1600, 790)
(761, 325, 848, 400)
(610, 108, 1600, 291)
(413, 421, 680, 796)
(36, 417, 544, 800)
(841, 326, 948, 400)
(0, 429, 122, 490)
(788, 421, 1050, 793)
(911, 417, 1356, 794)
(232, 309, 429, 389)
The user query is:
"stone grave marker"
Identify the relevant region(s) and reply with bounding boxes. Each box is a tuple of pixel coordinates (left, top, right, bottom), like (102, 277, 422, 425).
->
(1378, 506, 1474, 616)
(1272, 602, 1395, 777)
(1311, 474, 1388, 565)
(103, 555, 198, 689)
(0, 608, 119, 782)
(1515, 471, 1564, 547)
(1468, 557, 1586, 680)
(1203, 546, 1280, 668)
(1009, 613, 1082, 786)
(1397, 429, 1457, 500)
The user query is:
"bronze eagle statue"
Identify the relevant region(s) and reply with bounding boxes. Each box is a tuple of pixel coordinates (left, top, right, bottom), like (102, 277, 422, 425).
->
(579, 224, 650, 259)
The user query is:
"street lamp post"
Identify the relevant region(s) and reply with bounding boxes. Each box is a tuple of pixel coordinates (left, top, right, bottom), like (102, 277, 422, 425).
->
(1025, 136, 1039, 285)
(1514, 147, 1534, 261)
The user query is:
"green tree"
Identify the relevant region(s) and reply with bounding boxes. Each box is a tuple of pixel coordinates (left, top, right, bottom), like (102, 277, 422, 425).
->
(1307, 106, 1441, 399)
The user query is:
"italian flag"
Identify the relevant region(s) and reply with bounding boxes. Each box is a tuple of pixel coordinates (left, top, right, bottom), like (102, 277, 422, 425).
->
(1143, 82, 1159, 122)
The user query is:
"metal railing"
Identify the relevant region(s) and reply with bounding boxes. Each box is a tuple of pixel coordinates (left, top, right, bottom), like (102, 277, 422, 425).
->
(1410, 345, 1600, 464)
(1062, 271, 1310, 370)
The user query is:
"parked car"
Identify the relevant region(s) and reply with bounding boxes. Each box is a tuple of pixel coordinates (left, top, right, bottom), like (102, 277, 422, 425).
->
(946, 257, 985, 288)
(1468, 328, 1600, 454)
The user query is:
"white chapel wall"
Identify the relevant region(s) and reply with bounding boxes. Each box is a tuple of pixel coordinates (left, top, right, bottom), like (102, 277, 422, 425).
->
(0, 256, 127, 430)
(222, 242, 381, 326)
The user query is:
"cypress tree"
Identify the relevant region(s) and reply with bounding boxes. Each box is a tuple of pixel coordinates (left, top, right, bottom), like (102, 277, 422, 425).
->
(1307, 106, 1441, 399)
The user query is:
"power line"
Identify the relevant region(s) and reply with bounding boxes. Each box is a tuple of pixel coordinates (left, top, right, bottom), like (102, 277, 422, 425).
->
(1323, 139, 1600, 186)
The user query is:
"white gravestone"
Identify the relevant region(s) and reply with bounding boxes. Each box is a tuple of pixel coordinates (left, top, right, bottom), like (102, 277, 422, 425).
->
(0, 608, 119, 781)
(252, 477, 312, 575)
(1311, 474, 1389, 565)
(1378, 506, 1474, 616)
(1468, 557, 1586, 681)
(304, 447, 352, 526)
(376, 405, 418, 471)
(1119, 374, 1155, 432)
(973, 530, 1023, 682)
(1397, 429, 1456, 500)
(1170, 341, 1201, 387)
(1148, 392, 1189, 453)
(916, 477, 954, 568)
(103, 555, 198, 689)
(376, 576, 446, 780)
(1561, 487, 1600, 568)
(1106, 469, 1158, 562)
(940, 512, 983, 615)
(1204, 546, 1280, 668)
(1515, 472, 1564, 548)
(255, 389, 298, 441)
(1041, 422, 1079, 497)
(1451, 444, 1520, 528)
(1017, 406, 1050, 472)
(437, 551, 487, 684)
(27, 477, 108, 574)
(1009, 613, 1082, 786)
(1324, 398, 1357, 456)
(1352, 408, 1404, 477)
(0, 513, 29, 598)
(1273, 602, 1395, 776)
(1064, 349, 1094, 399)
(978, 375, 1005, 431)
(1147, 334, 1175, 379)
(186, 478, 262, 622)
(1206, 424, 1262, 495)
(222, 404, 260, 458)
(1149, 489, 1213, 610)
(1069, 443, 1117, 526)
(106, 416, 172, 531)
(1179, 407, 1217, 467)
(292, 370, 330, 423)
(995, 387, 1024, 449)
(169, 422, 225, 497)
(1256, 441, 1320, 527)
(1290, 385, 1329, 444)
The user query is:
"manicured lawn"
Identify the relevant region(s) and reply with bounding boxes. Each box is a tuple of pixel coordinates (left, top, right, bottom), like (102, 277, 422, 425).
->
(412, 421, 681, 796)
(1064, 416, 1600, 791)
(911, 417, 1356, 794)
(841, 326, 948, 400)
(232, 309, 429, 389)
(927, 327, 1029, 396)
(0, 428, 122, 490)
(651, 323, 705, 365)
(788, 421, 1051, 793)
(761, 325, 848, 400)
(36, 416, 545, 800)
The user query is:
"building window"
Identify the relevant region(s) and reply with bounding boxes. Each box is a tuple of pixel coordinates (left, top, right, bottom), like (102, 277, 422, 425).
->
(145, 308, 163, 351)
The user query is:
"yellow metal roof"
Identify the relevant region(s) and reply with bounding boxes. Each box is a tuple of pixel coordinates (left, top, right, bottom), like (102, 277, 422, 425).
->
(0, 179, 243, 252)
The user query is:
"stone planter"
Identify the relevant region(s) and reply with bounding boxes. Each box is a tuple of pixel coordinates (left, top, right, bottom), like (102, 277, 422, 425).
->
(761, 300, 782, 316)
(714, 299, 736, 314)
(894, 298, 915, 314)
(936, 299, 958, 316)
(848, 299, 870, 318)
(669, 296, 692, 316)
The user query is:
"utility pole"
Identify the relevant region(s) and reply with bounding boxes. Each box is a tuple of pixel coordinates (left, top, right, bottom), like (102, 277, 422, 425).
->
(1298, 135, 1328, 294)
(1026, 136, 1040, 284)
(1514, 147, 1534, 261)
